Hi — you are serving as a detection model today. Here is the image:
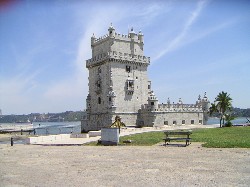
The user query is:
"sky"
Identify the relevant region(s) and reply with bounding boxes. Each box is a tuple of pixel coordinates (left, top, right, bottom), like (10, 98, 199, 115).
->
(0, 0, 250, 115)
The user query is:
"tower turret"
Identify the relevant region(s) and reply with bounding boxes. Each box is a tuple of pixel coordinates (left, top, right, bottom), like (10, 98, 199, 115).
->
(129, 27, 136, 39)
(138, 30, 144, 43)
(91, 33, 96, 47)
(196, 94, 201, 105)
(148, 91, 159, 110)
(201, 92, 210, 125)
(201, 92, 209, 108)
(108, 23, 115, 37)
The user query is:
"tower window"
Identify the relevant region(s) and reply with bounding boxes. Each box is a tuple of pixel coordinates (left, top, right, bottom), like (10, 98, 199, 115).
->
(98, 97, 101, 104)
(151, 102, 154, 106)
(126, 65, 131, 73)
(98, 67, 101, 74)
(97, 80, 101, 88)
(128, 81, 133, 87)
(148, 85, 151, 89)
(109, 97, 112, 102)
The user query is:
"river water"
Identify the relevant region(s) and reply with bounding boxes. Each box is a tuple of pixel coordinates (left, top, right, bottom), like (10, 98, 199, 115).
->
(33, 121, 81, 135)
(1, 117, 249, 136)
(206, 117, 248, 125)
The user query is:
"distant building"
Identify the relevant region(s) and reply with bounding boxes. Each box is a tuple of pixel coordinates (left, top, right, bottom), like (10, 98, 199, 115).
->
(81, 24, 210, 132)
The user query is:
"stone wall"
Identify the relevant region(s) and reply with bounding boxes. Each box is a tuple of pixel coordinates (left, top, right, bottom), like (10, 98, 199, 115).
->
(140, 111, 204, 127)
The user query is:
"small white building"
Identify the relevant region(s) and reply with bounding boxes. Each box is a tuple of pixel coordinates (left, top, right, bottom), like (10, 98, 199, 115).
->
(81, 24, 210, 132)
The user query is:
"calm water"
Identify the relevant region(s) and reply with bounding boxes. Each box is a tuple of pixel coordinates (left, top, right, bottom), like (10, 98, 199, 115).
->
(0, 121, 81, 135)
(33, 121, 81, 135)
(206, 117, 248, 125)
(1, 117, 249, 136)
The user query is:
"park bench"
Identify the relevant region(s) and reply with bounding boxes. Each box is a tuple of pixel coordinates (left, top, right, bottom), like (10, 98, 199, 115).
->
(163, 130, 192, 146)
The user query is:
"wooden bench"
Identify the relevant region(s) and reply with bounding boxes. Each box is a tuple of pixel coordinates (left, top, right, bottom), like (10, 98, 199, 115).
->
(163, 131, 192, 146)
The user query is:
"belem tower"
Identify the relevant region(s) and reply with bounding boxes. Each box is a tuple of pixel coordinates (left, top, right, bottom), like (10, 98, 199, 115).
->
(81, 24, 210, 132)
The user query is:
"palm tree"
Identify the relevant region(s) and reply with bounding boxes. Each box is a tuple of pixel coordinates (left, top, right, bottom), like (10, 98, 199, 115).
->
(209, 103, 218, 116)
(224, 114, 236, 127)
(215, 91, 233, 127)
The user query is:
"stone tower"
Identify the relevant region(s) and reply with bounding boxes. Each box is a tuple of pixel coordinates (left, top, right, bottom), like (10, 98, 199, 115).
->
(81, 24, 151, 132)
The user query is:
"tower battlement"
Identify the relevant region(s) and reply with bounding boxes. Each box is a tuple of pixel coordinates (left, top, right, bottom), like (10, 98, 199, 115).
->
(91, 29, 143, 46)
(86, 51, 150, 68)
(90, 24, 145, 60)
(141, 103, 203, 112)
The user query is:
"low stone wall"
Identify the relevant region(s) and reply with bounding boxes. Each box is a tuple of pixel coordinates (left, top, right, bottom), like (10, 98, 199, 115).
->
(70, 134, 89, 138)
(26, 134, 70, 144)
(88, 131, 101, 137)
(26, 134, 89, 144)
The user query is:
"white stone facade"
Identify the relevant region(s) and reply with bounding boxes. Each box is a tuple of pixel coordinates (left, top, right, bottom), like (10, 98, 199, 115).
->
(81, 25, 210, 132)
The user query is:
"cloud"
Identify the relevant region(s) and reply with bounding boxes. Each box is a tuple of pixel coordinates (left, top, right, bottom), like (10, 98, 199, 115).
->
(42, 5, 131, 111)
(152, 0, 208, 62)
(0, 69, 42, 114)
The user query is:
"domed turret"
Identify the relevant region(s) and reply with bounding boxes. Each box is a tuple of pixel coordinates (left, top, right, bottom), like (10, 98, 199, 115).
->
(129, 27, 136, 39)
(201, 92, 210, 125)
(91, 33, 96, 47)
(108, 23, 115, 37)
(138, 30, 144, 43)
(196, 94, 201, 105)
(148, 91, 159, 110)
(167, 97, 171, 105)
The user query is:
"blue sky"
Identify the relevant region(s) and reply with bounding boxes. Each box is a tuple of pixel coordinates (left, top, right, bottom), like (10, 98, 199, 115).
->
(0, 0, 250, 114)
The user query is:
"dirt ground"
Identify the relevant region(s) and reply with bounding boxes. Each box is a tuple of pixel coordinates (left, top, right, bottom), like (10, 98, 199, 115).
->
(0, 143, 250, 187)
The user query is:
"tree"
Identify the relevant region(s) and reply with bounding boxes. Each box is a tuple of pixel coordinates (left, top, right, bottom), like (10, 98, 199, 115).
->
(209, 91, 233, 128)
(224, 114, 236, 127)
(209, 103, 218, 116)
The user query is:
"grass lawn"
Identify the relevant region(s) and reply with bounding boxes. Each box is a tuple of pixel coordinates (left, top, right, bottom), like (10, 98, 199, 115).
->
(119, 126, 250, 148)
(191, 126, 250, 148)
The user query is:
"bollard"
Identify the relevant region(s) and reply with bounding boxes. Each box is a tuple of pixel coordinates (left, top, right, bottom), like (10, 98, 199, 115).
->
(11, 137, 14, 146)
(21, 129, 23, 135)
(34, 129, 36, 135)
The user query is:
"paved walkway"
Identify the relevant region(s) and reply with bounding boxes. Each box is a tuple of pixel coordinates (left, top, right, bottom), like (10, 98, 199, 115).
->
(26, 124, 219, 145)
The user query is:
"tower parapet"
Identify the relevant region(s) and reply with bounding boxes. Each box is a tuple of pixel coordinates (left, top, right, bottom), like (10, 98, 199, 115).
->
(88, 24, 146, 67)
(91, 28, 144, 46)
(86, 51, 150, 68)
(141, 95, 207, 113)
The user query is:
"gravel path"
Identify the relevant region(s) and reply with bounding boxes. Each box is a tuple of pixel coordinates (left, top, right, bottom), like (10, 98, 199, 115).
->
(0, 143, 249, 187)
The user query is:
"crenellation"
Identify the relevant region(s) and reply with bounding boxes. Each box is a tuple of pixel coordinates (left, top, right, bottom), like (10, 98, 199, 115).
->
(86, 51, 150, 68)
(141, 103, 204, 113)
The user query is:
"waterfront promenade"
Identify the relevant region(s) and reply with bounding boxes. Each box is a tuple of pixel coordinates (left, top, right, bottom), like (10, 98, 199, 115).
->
(25, 124, 220, 145)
